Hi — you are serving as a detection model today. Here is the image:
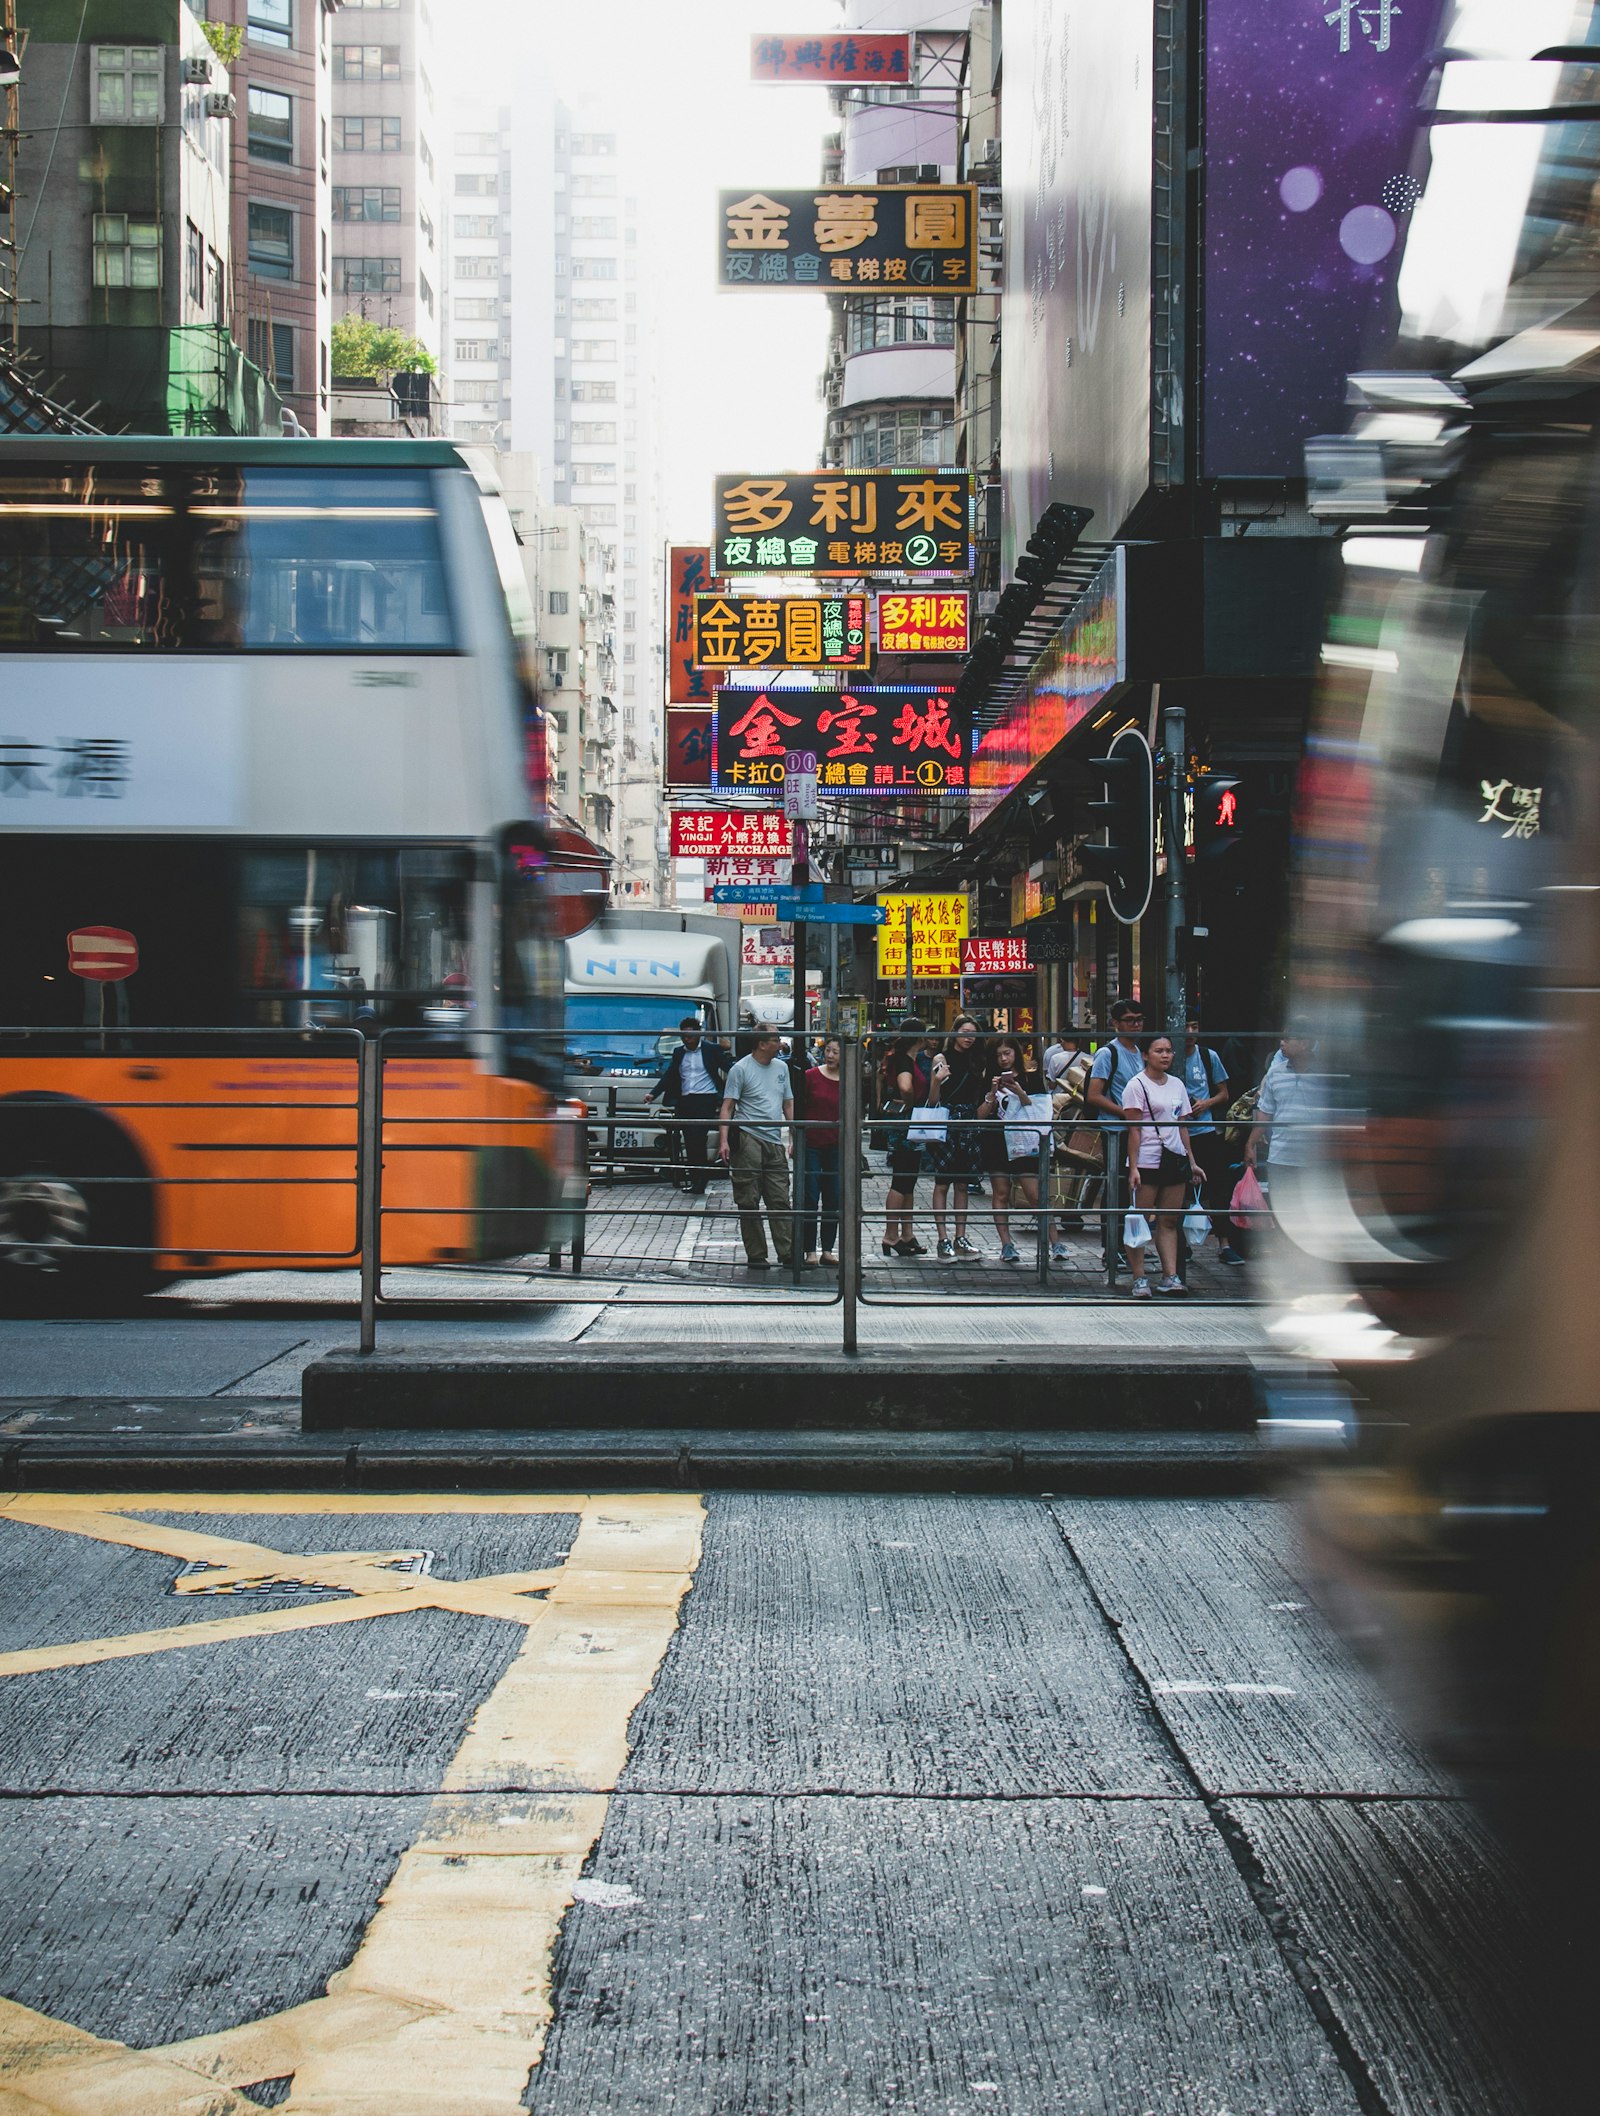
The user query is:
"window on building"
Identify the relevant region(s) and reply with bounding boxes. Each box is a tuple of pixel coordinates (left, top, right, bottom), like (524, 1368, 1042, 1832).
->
(248, 318, 296, 389)
(246, 87, 294, 165)
(455, 131, 501, 155)
(418, 208, 434, 248)
(842, 404, 954, 469)
(343, 0, 400, 7)
(571, 217, 616, 239)
(208, 247, 225, 322)
(419, 270, 434, 314)
(455, 173, 498, 195)
(419, 135, 435, 180)
(623, 644, 636, 664)
(456, 380, 500, 403)
(570, 340, 617, 362)
(337, 116, 402, 152)
(572, 421, 616, 443)
(577, 505, 617, 527)
(571, 259, 616, 282)
(248, 202, 295, 281)
(185, 220, 204, 308)
(453, 215, 499, 240)
(454, 256, 498, 280)
(549, 591, 569, 615)
(91, 214, 160, 290)
(91, 45, 163, 124)
(571, 463, 615, 484)
(571, 298, 615, 321)
(844, 295, 956, 355)
(877, 163, 941, 183)
(335, 45, 400, 81)
(571, 380, 615, 402)
(419, 65, 434, 109)
(454, 338, 500, 362)
(332, 186, 401, 223)
(570, 133, 616, 155)
(571, 173, 616, 198)
(248, 0, 293, 46)
(335, 254, 400, 293)
(454, 297, 498, 321)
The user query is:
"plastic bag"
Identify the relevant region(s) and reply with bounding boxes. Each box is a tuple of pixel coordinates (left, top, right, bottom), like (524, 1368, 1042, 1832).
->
(1230, 1166, 1268, 1230)
(1183, 1201, 1213, 1245)
(906, 1104, 948, 1145)
(1123, 1211, 1151, 1248)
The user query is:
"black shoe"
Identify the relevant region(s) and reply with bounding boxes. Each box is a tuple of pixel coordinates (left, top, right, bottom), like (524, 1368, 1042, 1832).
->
(746, 1257, 772, 1270)
(892, 1240, 921, 1257)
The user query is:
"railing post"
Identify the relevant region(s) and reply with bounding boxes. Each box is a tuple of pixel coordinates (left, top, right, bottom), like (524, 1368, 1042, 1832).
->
(1104, 1124, 1122, 1291)
(358, 1027, 383, 1355)
(1036, 1131, 1050, 1285)
(791, 1118, 806, 1286)
(839, 1035, 861, 1354)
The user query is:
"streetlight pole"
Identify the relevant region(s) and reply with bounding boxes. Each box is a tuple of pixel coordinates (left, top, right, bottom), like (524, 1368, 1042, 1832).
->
(1160, 688, 1188, 1033)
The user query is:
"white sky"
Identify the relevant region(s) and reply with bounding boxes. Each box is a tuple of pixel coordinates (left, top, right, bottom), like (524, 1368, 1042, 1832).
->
(442, 0, 846, 540)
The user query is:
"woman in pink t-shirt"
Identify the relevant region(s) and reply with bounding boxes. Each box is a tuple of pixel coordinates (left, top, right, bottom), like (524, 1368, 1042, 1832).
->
(1120, 1032, 1205, 1297)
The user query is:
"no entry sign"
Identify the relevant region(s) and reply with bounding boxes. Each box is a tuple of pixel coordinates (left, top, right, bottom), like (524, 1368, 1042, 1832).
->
(67, 927, 138, 982)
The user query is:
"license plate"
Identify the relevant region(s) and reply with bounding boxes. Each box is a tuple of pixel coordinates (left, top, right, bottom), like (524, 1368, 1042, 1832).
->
(613, 1128, 644, 1150)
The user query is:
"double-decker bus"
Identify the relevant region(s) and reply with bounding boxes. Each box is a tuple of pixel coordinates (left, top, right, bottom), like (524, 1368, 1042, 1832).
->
(0, 436, 579, 1306)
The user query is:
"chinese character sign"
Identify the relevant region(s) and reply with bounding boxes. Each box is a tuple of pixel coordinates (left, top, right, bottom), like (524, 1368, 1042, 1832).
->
(877, 590, 971, 654)
(664, 707, 714, 789)
(718, 186, 977, 295)
(751, 33, 910, 81)
(961, 938, 1032, 975)
(714, 471, 974, 579)
(669, 809, 794, 859)
(876, 894, 969, 981)
(666, 545, 716, 705)
(694, 593, 869, 671)
(714, 687, 970, 796)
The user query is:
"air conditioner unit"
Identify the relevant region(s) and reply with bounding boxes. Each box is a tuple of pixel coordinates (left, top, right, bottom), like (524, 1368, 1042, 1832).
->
(184, 56, 212, 86)
(204, 91, 236, 120)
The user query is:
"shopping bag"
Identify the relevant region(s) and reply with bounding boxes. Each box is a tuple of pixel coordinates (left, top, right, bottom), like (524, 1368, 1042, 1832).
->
(1183, 1193, 1213, 1245)
(1123, 1211, 1151, 1248)
(1230, 1166, 1268, 1230)
(906, 1104, 949, 1146)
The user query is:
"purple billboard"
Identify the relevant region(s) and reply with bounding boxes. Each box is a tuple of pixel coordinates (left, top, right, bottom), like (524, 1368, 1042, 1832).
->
(1203, 0, 1444, 477)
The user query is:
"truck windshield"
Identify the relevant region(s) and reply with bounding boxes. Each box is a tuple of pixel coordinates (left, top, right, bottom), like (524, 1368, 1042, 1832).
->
(565, 998, 709, 1071)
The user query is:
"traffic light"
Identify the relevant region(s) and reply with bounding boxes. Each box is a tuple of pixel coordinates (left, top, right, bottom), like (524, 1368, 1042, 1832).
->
(1194, 774, 1245, 862)
(1079, 727, 1154, 924)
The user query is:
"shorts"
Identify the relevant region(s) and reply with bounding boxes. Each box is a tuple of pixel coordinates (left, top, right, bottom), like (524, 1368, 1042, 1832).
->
(888, 1146, 923, 1186)
(1005, 1154, 1042, 1179)
(1133, 1148, 1192, 1188)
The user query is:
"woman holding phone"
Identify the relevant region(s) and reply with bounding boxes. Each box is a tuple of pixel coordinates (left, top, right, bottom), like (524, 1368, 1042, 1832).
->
(977, 1035, 1048, 1264)
(1121, 1030, 1206, 1297)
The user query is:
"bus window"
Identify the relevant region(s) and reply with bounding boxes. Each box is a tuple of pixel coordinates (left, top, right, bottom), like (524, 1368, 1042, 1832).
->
(0, 465, 454, 652)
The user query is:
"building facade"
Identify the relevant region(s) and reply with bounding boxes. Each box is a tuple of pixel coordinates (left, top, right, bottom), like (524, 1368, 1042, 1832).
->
(447, 105, 511, 448)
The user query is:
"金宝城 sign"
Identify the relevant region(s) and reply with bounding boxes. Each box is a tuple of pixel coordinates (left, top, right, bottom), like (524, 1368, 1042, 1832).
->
(751, 33, 910, 82)
(694, 593, 869, 671)
(713, 470, 973, 578)
(876, 894, 970, 981)
(718, 187, 977, 295)
(714, 686, 969, 796)
(669, 809, 793, 860)
(877, 590, 970, 654)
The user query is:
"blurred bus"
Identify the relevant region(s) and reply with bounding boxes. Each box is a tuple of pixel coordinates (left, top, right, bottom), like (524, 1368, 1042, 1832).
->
(0, 437, 580, 1305)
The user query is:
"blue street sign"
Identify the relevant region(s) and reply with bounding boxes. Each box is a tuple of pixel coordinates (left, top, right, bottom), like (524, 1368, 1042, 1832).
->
(773, 895, 886, 925)
(709, 882, 821, 905)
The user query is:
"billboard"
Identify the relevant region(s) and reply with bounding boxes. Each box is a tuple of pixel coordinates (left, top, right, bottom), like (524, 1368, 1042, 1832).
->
(1000, 0, 1153, 565)
(664, 706, 714, 788)
(718, 186, 978, 294)
(1203, 0, 1439, 476)
(694, 592, 869, 671)
(669, 810, 792, 858)
(877, 590, 970, 654)
(876, 894, 969, 981)
(714, 686, 969, 796)
(751, 33, 910, 82)
(714, 470, 973, 578)
(666, 545, 715, 705)
(962, 938, 1032, 974)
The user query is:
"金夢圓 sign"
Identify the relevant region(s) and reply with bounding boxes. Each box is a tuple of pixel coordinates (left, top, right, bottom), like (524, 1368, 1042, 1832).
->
(666, 545, 716, 705)
(962, 937, 1032, 975)
(669, 809, 793, 859)
(713, 470, 973, 578)
(876, 894, 970, 981)
(751, 33, 910, 82)
(877, 590, 971, 654)
(694, 593, 869, 671)
(714, 686, 969, 796)
(718, 186, 977, 295)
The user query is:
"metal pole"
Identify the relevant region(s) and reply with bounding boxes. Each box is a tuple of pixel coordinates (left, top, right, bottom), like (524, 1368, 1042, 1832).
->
(1104, 1128, 1122, 1291)
(1162, 695, 1188, 1034)
(839, 1034, 861, 1354)
(1035, 1132, 1050, 1285)
(358, 1030, 383, 1355)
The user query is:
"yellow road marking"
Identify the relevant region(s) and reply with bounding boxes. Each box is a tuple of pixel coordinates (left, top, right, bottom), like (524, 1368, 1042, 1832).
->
(0, 1491, 706, 2114)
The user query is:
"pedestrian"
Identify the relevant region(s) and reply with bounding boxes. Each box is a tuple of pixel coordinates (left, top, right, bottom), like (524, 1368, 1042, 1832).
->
(717, 1030, 796, 1271)
(1244, 1032, 1319, 1226)
(1181, 1017, 1244, 1266)
(928, 1013, 987, 1260)
(1122, 1030, 1206, 1298)
(1084, 999, 1147, 1275)
(651, 1014, 732, 1194)
(978, 1035, 1048, 1264)
(878, 1022, 930, 1257)
(798, 1034, 843, 1267)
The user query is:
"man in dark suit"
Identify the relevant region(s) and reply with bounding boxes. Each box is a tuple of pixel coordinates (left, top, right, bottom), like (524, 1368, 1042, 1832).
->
(651, 1016, 733, 1192)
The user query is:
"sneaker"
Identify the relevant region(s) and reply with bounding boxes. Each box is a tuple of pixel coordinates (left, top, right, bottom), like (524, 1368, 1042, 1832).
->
(1219, 1245, 1247, 1266)
(936, 1238, 955, 1262)
(1128, 1275, 1152, 1299)
(1000, 1241, 1021, 1264)
(1157, 1274, 1187, 1295)
(953, 1236, 980, 1256)
(1050, 1241, 1072, 1263)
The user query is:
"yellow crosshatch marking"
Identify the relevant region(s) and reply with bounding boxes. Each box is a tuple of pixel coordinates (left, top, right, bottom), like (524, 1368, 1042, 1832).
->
(0, 1489, 706, 2115)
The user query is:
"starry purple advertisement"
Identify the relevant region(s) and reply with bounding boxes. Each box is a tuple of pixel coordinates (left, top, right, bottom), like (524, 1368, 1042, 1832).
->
(1204, 0, 1445, 478)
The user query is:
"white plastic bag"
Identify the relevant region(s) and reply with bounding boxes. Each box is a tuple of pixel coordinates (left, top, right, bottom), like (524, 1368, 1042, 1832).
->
(906, 1104, 948, 1145)
(1123, 1211, 1151, 1248)
(1183, 1199, 1212, 1244)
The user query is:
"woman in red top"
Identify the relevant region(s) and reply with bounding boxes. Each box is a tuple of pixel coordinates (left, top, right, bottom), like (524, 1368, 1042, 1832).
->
(798, 1036, 844, 1265)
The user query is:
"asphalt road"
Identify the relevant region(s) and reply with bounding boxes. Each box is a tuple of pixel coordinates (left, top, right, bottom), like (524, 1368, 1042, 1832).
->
(0, 1491, 1573, 2115)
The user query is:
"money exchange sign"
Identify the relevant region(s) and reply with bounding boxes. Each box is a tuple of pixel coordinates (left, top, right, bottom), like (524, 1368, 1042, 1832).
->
(719, 186, 977, 294)
(751, 34, 911, 82)
(694, 593, 869, 671)
(669, 809, 793, 859)
(877, 590, 971, 654)
(666, 545, 715, 705)
(714, 686, 969, 796)
(713, 470, 973, 579)
(876, 894, 970, 981)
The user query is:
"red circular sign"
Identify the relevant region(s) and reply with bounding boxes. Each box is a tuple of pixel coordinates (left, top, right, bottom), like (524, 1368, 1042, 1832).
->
(66, 927, 139, 982)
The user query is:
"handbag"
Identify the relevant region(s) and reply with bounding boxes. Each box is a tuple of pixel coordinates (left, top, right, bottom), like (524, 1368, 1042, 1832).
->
(906, 1104, 948, 1145)
(1002, 1089, 1054, 1161)
(1123, 1211, 1151, 1248)
(869, 1096, 910, 1153)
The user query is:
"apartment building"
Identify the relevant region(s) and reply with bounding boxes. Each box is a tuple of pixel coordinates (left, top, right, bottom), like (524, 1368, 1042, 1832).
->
(448, 106, 511, 447)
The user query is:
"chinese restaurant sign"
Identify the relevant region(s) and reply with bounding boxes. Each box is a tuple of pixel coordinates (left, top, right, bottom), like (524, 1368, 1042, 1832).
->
(714, 687, 969, 796)
(694, 593, 869, 671)
(713, 471, 973, 578)
(877, 589, 971, 654)
(666, 545, 715, 705)
(876, 894, 970, 981)
(718, 186, 977, 294)
(962, 937, 1032, 974)
(669, 810, 793, 859)
(752, 34, 910, 82)
(664, 706, 714, 789)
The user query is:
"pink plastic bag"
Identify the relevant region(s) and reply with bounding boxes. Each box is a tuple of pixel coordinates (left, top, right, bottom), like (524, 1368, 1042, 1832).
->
(1230, 1166, 1268, 1231)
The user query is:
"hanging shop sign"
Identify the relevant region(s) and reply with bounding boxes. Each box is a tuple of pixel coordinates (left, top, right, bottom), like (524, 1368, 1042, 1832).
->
(876, 589, 971, 654)
(876, 893, 969, 982)
(751, 33, 911, 82)
(666, 545, 716, 705)
(693, 592, 869, 671)
(743, 927, 794, 969)
(669, 809, 793, 859)
(718, 185, 977, 294)
(713, 470, 974, 579)
(663, 706, 714, 789)
(713, 686, 969, 795)
(704, 855, 789, 887)
(962, 937, 1032, 975)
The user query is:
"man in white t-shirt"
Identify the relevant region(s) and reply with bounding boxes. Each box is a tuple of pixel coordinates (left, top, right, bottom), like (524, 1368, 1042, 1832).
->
(718, 1032, 796, 1269)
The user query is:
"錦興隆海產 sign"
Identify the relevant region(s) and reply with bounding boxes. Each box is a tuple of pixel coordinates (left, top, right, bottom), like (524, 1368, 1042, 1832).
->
(713, 470, 973, 578)
(713, 686, 969, 796)
(751, 34, 910, 83)
(718, 187, 977, 294)
(877, 590, 971, 654)
(693, 593, 869, 671)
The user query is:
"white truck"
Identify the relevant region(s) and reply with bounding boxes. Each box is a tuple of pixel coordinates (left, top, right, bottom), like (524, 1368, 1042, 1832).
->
(563, 910, 742, 1178)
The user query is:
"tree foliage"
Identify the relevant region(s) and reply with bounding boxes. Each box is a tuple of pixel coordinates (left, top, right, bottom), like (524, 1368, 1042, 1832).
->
(200, 23, 245, 67)
(330, 314, 438, 379)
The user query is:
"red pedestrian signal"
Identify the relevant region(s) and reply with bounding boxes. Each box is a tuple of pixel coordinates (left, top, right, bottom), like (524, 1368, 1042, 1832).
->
(1195, 775, 1245, 861)
(1214, 786, 1238, 828)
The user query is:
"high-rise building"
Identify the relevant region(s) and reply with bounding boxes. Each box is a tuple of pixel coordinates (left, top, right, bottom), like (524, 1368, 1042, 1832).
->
(447, 106, 511, 448)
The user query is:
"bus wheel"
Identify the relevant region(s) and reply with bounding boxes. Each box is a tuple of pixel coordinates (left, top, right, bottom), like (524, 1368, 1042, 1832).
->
(0, 1098, 156, 1314)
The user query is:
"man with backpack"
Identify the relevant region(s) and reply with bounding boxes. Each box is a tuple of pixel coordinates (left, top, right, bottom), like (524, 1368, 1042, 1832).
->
(1084, 1000, 1148, 1275)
